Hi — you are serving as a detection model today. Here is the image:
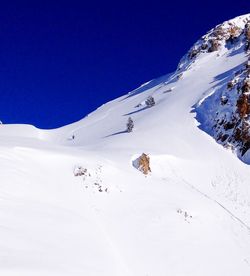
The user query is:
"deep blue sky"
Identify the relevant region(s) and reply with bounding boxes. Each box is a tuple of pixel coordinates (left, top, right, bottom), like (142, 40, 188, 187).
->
(0, 1, 249, 129)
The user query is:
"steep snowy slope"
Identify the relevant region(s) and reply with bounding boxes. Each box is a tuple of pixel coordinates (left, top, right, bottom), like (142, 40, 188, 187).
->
(1, 14, 250, 276)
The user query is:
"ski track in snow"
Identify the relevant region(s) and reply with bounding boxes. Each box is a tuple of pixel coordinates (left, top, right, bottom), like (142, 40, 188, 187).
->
(182, 178, 250, 232)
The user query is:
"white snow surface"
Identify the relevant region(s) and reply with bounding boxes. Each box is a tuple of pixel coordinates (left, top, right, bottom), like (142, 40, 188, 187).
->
(1, 14, 250, 276)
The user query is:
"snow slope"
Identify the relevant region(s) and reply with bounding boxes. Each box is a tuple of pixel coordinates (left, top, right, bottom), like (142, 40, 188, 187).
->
(1, 14, 250, 276)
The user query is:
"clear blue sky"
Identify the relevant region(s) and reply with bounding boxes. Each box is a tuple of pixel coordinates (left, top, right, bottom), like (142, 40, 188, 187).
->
(0, 1, 249, 128)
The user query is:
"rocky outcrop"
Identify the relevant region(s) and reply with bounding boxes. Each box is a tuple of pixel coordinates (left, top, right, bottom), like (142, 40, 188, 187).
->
(179, 15, 250, 160)
(201, 58, 250, 157)
(178, 16, 250, 71)
(237, 94, 250, 118)
(245, 22, 250, 51)
(138, 153, 151, 174)
(133, 153, 151, 175)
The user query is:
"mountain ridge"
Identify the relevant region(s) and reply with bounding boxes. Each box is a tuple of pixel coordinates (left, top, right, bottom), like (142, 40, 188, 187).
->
(0, 14, 250, 276)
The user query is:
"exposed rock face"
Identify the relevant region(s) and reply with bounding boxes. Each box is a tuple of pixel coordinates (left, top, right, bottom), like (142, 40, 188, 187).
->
(237, 93, 250, 118)
(193, 16, 250, 159)
(133, 153, 151, 175)
(245, 22, 250, 41)
(208, 39, 221, 52)
(138, 153, 151, 175)
(228, 25, 242, 39)
(197, 57, 250, 157)
(246, 23, 250, 52)
(178, 16, 250, 72)
(210, 66, 250, 157)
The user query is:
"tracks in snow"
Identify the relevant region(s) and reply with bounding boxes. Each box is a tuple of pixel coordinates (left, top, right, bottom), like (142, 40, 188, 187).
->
(182, 178, 250, 232)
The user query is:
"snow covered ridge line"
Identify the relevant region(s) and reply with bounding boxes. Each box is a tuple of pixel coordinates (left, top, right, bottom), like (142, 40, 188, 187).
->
(177, 14, 250, 72)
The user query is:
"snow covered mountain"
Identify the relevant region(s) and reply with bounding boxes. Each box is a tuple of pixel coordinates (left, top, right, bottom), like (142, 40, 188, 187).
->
(1, 14, 250, 276)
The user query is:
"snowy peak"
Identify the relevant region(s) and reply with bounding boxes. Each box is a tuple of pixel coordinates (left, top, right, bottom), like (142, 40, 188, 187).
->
(178, 14, 250, 71)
